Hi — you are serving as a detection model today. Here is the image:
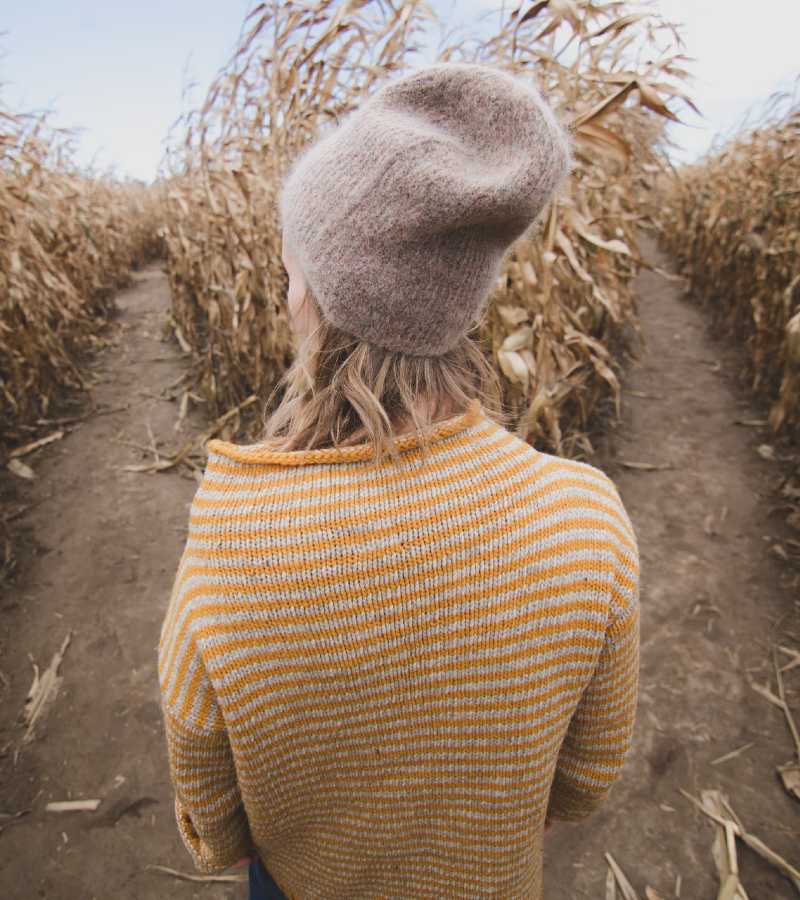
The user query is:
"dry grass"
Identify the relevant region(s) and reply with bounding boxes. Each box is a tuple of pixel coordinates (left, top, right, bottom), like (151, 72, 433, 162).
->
(657, 81, 800, 440)
(0, 96, 164, 455)
(161, 0, 696, 456)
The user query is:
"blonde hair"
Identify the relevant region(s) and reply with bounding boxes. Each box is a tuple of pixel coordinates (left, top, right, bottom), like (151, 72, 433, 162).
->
(258, 284, 511, 465)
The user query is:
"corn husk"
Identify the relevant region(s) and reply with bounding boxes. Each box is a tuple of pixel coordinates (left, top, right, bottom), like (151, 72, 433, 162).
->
(0, 97, 164, 454)
(657, 83, 800, 438)
(161, 0, 695, 454)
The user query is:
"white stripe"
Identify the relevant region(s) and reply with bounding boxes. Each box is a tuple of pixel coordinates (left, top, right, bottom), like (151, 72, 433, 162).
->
(225, 674, 586, 735)
(200, 627, 602, 681)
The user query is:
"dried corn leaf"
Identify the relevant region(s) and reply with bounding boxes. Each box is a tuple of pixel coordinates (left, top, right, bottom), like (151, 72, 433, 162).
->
(605, 852, 641, 900)
(45, 799, 101, 813)
(8, 430, 64, 459)
(7, 459, 35, 480)
(22, 632, 72, 744)
(681, 788, 800, 892)
(145, 864, 247, 883)
(778, 761, 800, 803)
(159, 0, 692, 462)
(658, 85, 800, 439)
(701, 790, 749, 900)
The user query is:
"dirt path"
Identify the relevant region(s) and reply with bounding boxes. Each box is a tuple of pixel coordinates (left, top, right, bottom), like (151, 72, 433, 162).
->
(545, 233, 800, 898)
(0, 266, 236, 899)
(1, 240, 798, 899)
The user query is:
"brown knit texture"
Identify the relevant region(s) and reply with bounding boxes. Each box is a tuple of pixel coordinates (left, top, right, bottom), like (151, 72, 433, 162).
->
(278, 62, 574, 356)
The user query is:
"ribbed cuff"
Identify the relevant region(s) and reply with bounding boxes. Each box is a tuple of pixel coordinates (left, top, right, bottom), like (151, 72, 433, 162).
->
(546, 772, 607, 822)
(175, 796, 252, 873)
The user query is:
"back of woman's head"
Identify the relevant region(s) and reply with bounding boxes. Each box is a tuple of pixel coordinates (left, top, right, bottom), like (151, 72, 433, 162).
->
(263, 61, 573, 464)
(259, 279, 509, 464)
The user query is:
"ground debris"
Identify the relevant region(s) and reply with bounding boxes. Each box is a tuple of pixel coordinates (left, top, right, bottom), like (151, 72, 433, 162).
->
(710, 742, 755, 766)
(8, 431, 65, 460)
(681, 788, 800, 892)
(21, 631, 72, 746)
(618, 460, 675, 471)
(778, 645, 800, 674)
(45, 799, 101, 813)
(145, 864, 247, 883)
(0, 808, 31, 834)
(778, 762, 800, 803)
(117, 393, 258, 474)
(604, 852, 641, 900)
(703, 790, 750, 900)
(747, 646, 800, 805)
(87, 795, 159, 829)
(644, 888, 667, 900)
(7, 458, 36, 480)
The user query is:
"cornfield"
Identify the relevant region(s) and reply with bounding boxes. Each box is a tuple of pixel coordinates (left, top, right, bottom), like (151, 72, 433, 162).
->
(0, 96, 164, 454)
(161, 0, 696, 457)
(658, 82, 800, 439)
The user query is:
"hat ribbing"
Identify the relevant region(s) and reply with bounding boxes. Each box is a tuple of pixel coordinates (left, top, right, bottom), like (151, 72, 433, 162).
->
(278, 61, 573, 357)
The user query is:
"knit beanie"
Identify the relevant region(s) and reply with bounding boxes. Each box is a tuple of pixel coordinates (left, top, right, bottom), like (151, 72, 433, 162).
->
(278, 61, 573, 357)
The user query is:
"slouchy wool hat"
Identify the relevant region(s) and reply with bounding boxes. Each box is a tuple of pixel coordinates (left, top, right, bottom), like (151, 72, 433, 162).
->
(278, 61, 573, 357)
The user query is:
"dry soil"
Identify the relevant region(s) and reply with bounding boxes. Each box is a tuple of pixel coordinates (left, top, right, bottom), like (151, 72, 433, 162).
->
(0, 236, 798, 899)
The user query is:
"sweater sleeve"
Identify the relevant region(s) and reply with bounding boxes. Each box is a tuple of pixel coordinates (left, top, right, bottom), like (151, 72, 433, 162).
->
(547, 481, 641, 822)
(158, 550, 253, 872)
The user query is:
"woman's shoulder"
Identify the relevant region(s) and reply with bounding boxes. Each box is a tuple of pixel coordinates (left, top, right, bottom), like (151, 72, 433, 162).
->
(528, 450, 635, 537)
(529, 447, 620, 493)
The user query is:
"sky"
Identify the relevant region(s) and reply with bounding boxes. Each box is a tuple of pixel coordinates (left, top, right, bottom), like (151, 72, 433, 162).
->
(3, 0, 799, 182)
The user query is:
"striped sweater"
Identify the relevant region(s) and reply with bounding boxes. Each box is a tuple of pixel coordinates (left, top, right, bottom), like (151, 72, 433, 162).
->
(157, 397, 640, 899)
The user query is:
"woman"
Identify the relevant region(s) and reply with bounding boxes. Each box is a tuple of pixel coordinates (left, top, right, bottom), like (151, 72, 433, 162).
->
(158, 61, 641, 900)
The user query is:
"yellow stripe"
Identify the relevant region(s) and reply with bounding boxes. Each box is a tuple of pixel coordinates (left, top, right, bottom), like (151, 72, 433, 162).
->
(205, 412, 496, 478)
(193, 459, 634, 552)
(211, 645, 596, 712)
(163, 591, 609, 710)
(225, 676, 583, 749)
(235, 757, 553, 804)
(162, 705, 228, 740)
(262, 831, 518, 895)
(177, 743, 558, 797)
(205, 397, 486, 467)
(196, 686, 219, 731)
(184, 496, 636, 575)
(240, 771, 550, 816)
(200, 632, 601, 671)
(165, 596, 633, 724)
(225, 674, 637, 756)
(161, 585, 608, 704)
(169, 777, 241, 812)
(197, 444, 621, 531)
(240, 787, 546, 835)
(248, 814, 528, 863)
(204, 421, 616, 517)
(179, 517, 636, 617)
(237, 755, 553, 800)
(180, 552, 624, 625)
(181, 531, 635, 593)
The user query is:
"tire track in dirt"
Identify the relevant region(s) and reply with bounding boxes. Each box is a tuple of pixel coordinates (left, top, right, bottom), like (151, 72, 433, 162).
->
(544, 233, 800, 899)
(0, 265, 241, 899)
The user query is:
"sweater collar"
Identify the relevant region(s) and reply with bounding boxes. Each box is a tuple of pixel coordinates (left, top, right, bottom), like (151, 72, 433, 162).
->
(206, 398, 484, 466)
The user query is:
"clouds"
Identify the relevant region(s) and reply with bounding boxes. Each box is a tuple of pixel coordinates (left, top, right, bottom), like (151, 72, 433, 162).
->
(3, 0, 798, 179)
(3, 0, 252, 181)
(655, 0, 799, 161)
(452, 0, 800, 163)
